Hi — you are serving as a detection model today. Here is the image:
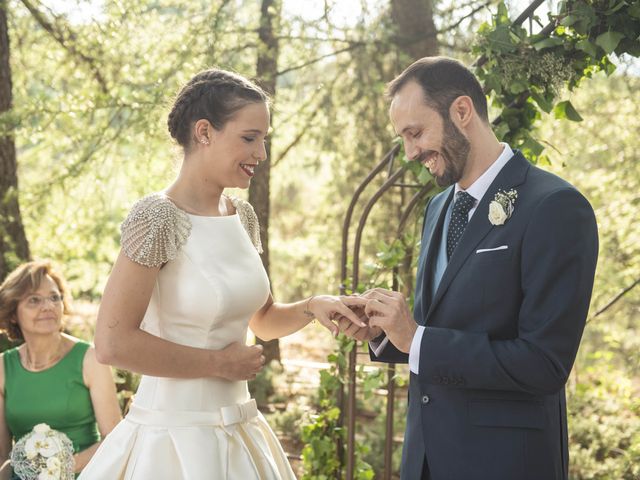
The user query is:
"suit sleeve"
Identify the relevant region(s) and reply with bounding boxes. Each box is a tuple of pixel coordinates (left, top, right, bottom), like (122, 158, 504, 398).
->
(418, 188, 598, 395)
(368, 335, 409, 364)
(367, 195, 438, 365)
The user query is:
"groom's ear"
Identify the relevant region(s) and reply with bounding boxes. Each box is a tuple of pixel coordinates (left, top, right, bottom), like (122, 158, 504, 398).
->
(449, 96, 474, 129)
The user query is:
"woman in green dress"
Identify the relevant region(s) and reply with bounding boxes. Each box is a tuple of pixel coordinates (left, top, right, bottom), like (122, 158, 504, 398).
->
(0, 261, 121, 479)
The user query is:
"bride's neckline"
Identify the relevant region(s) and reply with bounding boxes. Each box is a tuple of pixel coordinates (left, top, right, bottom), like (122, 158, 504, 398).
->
(161, 192, 238, 219)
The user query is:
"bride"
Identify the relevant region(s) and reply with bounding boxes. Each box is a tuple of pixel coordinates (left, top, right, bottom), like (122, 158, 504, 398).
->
(79, 68, 364, 479)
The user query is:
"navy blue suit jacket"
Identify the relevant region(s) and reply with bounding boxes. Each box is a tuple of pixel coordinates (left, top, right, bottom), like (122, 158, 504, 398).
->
(371, 152, 598, 480)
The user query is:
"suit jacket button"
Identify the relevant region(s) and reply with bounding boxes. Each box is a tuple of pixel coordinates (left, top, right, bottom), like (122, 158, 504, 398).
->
(421, 395, 430, 404)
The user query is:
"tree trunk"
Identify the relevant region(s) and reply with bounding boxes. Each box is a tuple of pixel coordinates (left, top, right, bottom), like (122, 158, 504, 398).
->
(0, 0, 30, 282)
(251, 0, 281, 363)
(390, 0, 438, 300)
(391, 0, 438, 60)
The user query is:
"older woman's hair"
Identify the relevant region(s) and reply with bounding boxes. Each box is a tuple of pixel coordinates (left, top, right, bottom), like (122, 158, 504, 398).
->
(0, 261, 71, 341)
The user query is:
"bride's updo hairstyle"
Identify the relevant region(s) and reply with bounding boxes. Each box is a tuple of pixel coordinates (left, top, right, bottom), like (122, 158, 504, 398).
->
(167, 69, 269, 150)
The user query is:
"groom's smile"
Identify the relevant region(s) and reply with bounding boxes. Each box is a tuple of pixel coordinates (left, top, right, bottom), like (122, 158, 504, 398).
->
(389, 80, 471, 187)
(420, 150, 439, 173)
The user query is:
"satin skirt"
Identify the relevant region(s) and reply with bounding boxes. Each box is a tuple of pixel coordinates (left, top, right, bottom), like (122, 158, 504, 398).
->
(78, 399, 296, 480)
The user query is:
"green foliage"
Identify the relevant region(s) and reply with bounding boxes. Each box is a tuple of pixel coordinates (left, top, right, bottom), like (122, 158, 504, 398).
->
(248, 360, 285, 407)
(568, 367, 640, 479)
(300, 335, 347, 479)
(473, 0, 640, 163)
(113, 368, 140, 414)
(301, 404, 344, 480)
(6, 0, 266, 297)
(300, 335, 377, 479)
(537, 72, 640, 479)
(301, 225, 420, 478)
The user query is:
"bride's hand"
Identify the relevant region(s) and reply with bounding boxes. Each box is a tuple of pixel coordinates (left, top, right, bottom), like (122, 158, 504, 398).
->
(307, 295, 367, 337)
(336, 296, 383, 341)
(214, 342, 266, 380)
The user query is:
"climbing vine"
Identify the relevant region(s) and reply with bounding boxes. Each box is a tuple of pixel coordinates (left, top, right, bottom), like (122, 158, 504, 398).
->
(300, 335, 376, 480)
(473, 0, 640, 163)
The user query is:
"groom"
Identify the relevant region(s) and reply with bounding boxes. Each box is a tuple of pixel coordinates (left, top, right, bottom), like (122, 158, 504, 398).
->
(340, 57, 598, 480)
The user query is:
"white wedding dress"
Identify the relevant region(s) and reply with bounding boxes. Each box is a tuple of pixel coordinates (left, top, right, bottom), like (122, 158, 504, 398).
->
(80, 194, 296, 480)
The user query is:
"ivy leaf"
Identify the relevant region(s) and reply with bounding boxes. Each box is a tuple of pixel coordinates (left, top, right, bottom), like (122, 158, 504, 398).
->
(494, 122, 510, 141)
(605, 1, 627, 15)
(484, 74, 502, 94)
(537, 154, 552, 167)
(604, 61, 617, 76)
(487, 25, 518, 53)
(533, 37, 564, 51)
(560, 15, 579, 27)
(570, 2, 597, 34)
(554, 100, 583, 122)
(557, 0, 568, 14)
(531, 91, 553, 113)
(508, 80, 529, 94)
(496, 2, 510, 24)
(595, 31, 625, 54)
(576, 39, 599, 58)
(599, 56, 618, 77)
(629, 3, 640, 18)
(521, 136, 545, 157)
(418, 167, 432, 184)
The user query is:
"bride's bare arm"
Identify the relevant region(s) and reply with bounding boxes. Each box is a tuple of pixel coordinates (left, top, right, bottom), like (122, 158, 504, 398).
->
(95, 252, 265, 380)
(249, 294, 366, 341)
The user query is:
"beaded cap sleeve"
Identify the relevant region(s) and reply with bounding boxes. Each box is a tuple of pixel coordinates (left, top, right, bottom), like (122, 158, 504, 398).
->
(120, 194, 192, 268)
(228, 196, 263, 254)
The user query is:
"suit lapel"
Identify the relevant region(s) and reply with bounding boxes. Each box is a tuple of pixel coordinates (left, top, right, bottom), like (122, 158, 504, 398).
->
(425, 151, 530, 321)
(414, 187, 453, 325)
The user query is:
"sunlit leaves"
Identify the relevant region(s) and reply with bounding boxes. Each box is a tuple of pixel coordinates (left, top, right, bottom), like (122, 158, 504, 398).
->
(472, 0, 640, 163)
(10, 0, 257, 296)
(553, 99, 583, 122)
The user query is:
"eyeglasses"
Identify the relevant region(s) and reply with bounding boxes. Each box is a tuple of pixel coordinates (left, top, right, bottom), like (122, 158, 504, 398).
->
(22, 294, 64, 308)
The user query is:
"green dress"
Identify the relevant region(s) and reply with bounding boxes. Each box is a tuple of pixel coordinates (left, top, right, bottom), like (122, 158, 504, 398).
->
(3, 341, 100, 462)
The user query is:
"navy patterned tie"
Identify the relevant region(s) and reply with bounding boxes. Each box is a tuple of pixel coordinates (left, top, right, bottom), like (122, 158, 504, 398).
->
(446, 191, 476, 260)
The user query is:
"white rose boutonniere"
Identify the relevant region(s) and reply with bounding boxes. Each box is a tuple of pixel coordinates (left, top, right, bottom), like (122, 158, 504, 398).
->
(488, 189, 518, 226)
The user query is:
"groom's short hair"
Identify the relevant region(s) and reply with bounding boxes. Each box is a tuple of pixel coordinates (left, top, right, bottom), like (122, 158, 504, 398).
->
(387, 56, 489, 123)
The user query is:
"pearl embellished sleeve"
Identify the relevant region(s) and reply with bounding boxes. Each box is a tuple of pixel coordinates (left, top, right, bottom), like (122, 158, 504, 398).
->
(120, 194, 192, 268)
(227, 196, 263, 254)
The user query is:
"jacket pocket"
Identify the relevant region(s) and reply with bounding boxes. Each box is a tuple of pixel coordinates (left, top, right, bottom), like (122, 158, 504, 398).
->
(473, 246, 513, 264)
(469, 400, 546, 430)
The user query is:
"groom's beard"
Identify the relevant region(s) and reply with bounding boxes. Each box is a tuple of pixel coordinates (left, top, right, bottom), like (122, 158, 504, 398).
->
(435, 117, 471, 187)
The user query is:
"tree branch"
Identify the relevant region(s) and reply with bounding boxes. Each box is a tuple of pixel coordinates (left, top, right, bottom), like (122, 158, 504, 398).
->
(26, 106, 128, 202)
(19, 0, 108, 93)
(438, 0, 490, 17)
(272, 74, 343, 166)
(276, 43, 363, 77)
(438, 0, 493, 35)
(591, 277, 640, 320)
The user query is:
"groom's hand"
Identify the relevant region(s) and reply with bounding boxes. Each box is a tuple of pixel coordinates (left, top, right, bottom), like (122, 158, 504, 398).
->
(307, 295, 367, 337)
(360, 288, 417, 353)
(335, 297, 383, 341)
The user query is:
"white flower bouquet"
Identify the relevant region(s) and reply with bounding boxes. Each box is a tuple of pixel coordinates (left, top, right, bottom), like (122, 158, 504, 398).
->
(10, 424, 74, 480)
